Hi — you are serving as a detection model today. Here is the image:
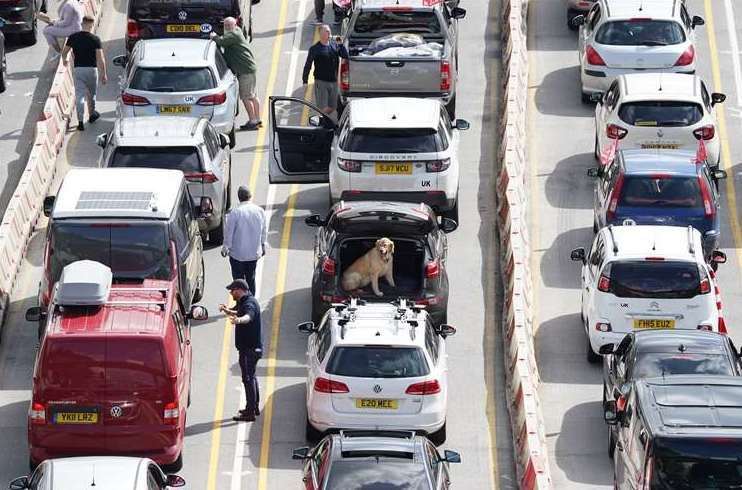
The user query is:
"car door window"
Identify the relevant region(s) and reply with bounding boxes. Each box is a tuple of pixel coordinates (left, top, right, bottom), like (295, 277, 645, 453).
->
(605, 81, 620, 112)
(425, 442, 441, 488)
(203, 129, 219, 161)
(587, 4, 601, 33)
(215, 50, 230, 80)
(316, 317, 332, 364)
(173, 310, 186, 358)
(425, 319, 440, 365)
(147, 465, 163, 490)
(680, 4, 692, 31)
(700, 81, 712, 112)
(311, 440, 330, 487)
(588, 234, 604, 276)
(28, 465, 45, 490)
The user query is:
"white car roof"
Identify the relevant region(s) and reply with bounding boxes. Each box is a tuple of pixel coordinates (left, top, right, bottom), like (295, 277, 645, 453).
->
(348, 98, 441, 130)
(328, 302, 428, 348)
(619, 73, 701, 101)
(52, 168, 184, 220)
(113, 116, 206, 147)
(136, 39, 214, 68)
(44, 457, 151, 489)
(602, 225, 705, 262)
(603, 0, 682, 20)
(358, 0, 437, 10)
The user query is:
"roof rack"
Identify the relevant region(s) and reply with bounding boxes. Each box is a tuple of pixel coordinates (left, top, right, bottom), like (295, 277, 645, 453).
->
(332, 298, 365, 339)
(607, 225, 618, 255)
(686, 225, 695, 255)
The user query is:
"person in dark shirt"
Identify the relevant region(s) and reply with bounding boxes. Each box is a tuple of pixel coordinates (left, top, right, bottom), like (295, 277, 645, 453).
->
(219, 279, 263, 421)
(61, 15, 107, 131)
(302, 24, 348, 115)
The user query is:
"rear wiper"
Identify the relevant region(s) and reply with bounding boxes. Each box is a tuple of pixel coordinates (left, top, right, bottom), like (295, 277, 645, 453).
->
(149, 86, 175, 92)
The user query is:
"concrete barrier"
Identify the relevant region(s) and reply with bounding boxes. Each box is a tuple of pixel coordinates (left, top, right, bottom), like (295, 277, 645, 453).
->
(496, 0, 552, 488)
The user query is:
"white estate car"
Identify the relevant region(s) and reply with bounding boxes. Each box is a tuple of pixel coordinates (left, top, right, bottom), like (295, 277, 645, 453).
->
(570, 225, 727, 364)
(573, 0, 704, 103)
(594, 73, 726, 167)
(267, 97, 470, 222)
(297, 299, 456, 445)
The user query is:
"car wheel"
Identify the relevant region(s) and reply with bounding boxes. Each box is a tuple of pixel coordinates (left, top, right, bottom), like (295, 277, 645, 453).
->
(581, 91, 592, 105)
(608, 425, 616, 459)
(228, 126, 236, 149)
(429, 421, 447, 446)
(442, 199, 459, 223)
(586, 335, 601, 364)
(192, 259, 205, 303)
(594, 133, 600, 161)
(162, 453, 183, 473)
(593, 217, 599, 234)
(336, 96, 346, 118)
(0, 63, 6, 94)
(445, 96, 456, 120)
(209, 220, 224, 245)
(305, 419, 322, 443)
(20, 23, 37, 46)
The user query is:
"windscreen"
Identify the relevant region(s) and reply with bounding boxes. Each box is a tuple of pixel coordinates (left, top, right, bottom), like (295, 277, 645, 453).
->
(129, 0, 232, 16)
(352, 11, 442, 37)
(620, 176, 703, 208)
(654, 439, 742, 489)
(595, 20, 686, 46)
(634, 353, 733, 378)
(345, 128, 442, 153)
(618, 101, 704, 127)
(326, 346, 429, 378)
(325, 461, 429, 490)
(106, 339, 170, 392)
(50, 222, 172, 283)
(607, 261, 701, 299)
(130, 68, 215, 92)
(109, 147, 202, 173)
(40, 339, 106, 391)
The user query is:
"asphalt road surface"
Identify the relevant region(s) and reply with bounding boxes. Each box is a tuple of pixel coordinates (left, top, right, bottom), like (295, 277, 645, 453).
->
(0, 0, 516, 488)
(529, 0, 742, 487)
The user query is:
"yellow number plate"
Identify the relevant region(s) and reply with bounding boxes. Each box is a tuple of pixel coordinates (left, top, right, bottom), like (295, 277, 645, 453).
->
(375, 163, 412, 175)
(633, 319, 675, 330)
(55, 412, 98, 424)
(159, 105, 191, 114)
(355, 398, 398, 409)
(166, 24, 200, 33)
(640, 143, 680, 150)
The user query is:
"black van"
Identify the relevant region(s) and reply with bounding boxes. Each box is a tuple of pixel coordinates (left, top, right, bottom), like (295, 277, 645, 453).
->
(125, 0, 258, 52)
(607, 375, 742, 489)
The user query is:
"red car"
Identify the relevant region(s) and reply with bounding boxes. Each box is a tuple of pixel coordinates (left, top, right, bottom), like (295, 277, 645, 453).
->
(27, 260, 207, 471)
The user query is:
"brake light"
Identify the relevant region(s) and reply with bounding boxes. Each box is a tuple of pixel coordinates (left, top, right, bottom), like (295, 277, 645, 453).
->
(163, 401, 179, 425)
(698, 175, 715, 218)
(598, 274, 610, 292)
(337, 158, 362, 172)
(697, 324, 713, 331)
(675, 45, 695, 66)
(606, 173, 625, 222)
(29, 402, 46, 425)
(314, 377, 349, 393)
(121, 92, 150, 106)
(126, 19, 139, 38)
(440, 60, 451, 92)
(184, 172, 218, 183)
(628, 18, 651, 22)
(197, 92, 227, 106)
(321, 257, 336, 276)
(644, 257, 665, 261)
(586, 45, 606, 66)
(425, 159, 450, 172)
(425, 260, 440, 278)
(595, 322, 612, 332)
(699, 277, 711, 294)
(606, 124, 628, 140)
(405, 379, 441, 395)
(340, 59, 349, 92)
(693, 125, 715, 140)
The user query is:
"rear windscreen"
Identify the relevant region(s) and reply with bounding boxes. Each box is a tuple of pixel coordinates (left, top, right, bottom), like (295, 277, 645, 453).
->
(109, 147, 202, 173)
(40, 339, 106, 390)
(130, 68, 215, 92)
(332, 211, 432, 235)
(595, 20, 686, 46)
(345, 128, 442, 153)
(106, 339, 169, 392)
(130, 0, 233, 15)
(654, 439, 742, 490)
(326, 346, 429, 378)
(634, 353, 733, 378)
(620, 176, 702, 208)
(618, 101, 703, 127)
(607, 261, 701, 299)
(352, 11, 442, 37)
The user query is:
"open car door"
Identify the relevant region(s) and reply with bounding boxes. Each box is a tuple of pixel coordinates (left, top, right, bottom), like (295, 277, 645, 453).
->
(269, 96, 334, 184)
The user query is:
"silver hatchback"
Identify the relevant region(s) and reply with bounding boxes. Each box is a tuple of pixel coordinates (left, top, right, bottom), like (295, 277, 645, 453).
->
(113, 38, 239, 148)
(97, 116, 232, 244)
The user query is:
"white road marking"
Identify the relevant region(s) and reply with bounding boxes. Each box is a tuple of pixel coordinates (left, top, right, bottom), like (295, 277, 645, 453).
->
(723, 0, 742, 106)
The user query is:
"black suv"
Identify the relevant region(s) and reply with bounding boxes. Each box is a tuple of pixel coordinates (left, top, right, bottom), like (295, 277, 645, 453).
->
(125, 0, 258, 53)
(601, 330, 741, 457)
(292, 431, 461, 490)
(0, 0, 43, 45)
(304, 201, 457, 326)
(607, 376, 742, 489)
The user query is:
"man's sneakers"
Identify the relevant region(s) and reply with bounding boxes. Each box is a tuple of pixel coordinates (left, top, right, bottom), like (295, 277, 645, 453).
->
(233, 406, 260, 422)
(89, 110, 101, 123)
(239, 120, 263, 131)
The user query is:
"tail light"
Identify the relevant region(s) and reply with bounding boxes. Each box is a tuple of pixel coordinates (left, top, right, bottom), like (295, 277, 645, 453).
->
(121, 92, 150, 106)
(425, 260, 440, 278)
(405, 379, 441, 395)
(184, 172, 218, 183)
(425, 159, 451, 172)
(29, 402, 46, 425)
(597, 274, 611, 292)
(697, 324, 713, 331)
(699, 277, 711, 294)
(586, 45, 606, 66)
(698, 175, 715, 218)
(693, 125, 715, 140)
(606, 173, 625, 222)
(126, 19, 139, 38)
(197, 92, 227, 106)
(314, 377, 349, 393)
(440, 60, 451, 91)
(595, 322, 612, 332)
(606, 124, 628, 140)
(163, 401, 179, 425)
(321, 257, 336, 276)
(337, 158, 362, 172)
(675, 45, 695, 66)
(340, 59, 349, 92)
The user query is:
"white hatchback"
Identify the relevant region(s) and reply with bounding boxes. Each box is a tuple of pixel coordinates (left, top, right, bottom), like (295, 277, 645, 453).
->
(297, 300, 456, 445)
(573, 0, 704, 103)
(570, 225, 727, 363)
(594, 73, 726, 167)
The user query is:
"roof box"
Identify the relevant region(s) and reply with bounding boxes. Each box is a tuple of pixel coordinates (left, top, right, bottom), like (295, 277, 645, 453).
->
(57, 261, 112, 306)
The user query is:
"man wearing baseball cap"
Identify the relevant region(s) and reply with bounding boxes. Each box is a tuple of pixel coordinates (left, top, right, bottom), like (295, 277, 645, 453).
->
(219, 279, 263, 422)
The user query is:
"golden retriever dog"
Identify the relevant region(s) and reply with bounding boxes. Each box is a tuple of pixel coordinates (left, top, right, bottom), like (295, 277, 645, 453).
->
(341, 238, 396, 297)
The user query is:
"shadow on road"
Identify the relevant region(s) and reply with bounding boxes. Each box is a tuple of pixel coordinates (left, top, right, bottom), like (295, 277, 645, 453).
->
(539, 226, 593, 289)
(544, 152, 595, 210)
(535, 66, 596, 118)
(535, 312, 602, 385)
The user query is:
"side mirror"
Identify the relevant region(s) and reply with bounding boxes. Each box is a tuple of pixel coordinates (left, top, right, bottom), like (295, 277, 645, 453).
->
(219, 133, 230, 149)
(304, 214, 325, 227)
(96, 133, 108, 148)
(711, 169, 727, 180)
(711, 92, 726, 106)
(587, 167, 601, 178)
(598, 343, 615, 355)
(188, 305, 209, 321)
(297, 321, 317, 334)
(570, 247, 586, 263)
(437, 324, 457, 338)
(571, 14, 585, 27)
(308, 115, 322, 127)
(25, 307, 45, 323)
(112, 55, 128, 68)
(165, 475, 186, 488)
(292, 447, 311, 460)
(711, 250, 727, 265)
(450, 7, 466, 19)
(197, 196, 214, 218)
(603, 400, 619, 425)
(8, 476, 29, 490)
(43, 196, 55, 217)
(443, 449, 461, 463)
(454, 119, 470, 131)
(440, 217, 458, 234)
(590, 92, 604, 104)
(692, 15, 705, 28)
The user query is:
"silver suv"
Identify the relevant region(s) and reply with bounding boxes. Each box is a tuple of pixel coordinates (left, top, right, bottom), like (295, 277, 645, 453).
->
(96, 116, 232, 244)
(112, 38, 240, 148)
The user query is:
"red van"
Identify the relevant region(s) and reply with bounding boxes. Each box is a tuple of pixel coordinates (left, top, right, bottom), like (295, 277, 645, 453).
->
(27, 261, 207, 471)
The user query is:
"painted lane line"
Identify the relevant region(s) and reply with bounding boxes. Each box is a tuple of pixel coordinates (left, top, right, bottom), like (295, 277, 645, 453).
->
(723, 0, 742, 106)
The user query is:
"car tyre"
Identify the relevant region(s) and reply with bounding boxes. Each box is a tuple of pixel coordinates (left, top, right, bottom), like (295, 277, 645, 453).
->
(162, 454, 183, 473)
(210, 220, 224, 245)
(336, 96, 346, 118)
(228, 126, 236, 149)
(193, 259, 205, 303)
(20, 23, 37, 46)
(442, 199, 459, 223)
(581, 91, 592, 105)
(305, 419, 322, 443)
(586, 334, 601, 364)
(445, 96, 456, 120)
(429, 421, 447, 446)
(593, 217, 599, 234)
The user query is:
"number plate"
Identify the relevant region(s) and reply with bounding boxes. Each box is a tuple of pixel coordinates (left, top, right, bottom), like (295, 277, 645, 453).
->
(158, 105, 191, 114)
(355, 398, 399, 409)
(166, 24, 200, 33)
(640, 143, 680, 150)
(54, 412, 98, 424)
(375, 163, 412, 175)
(633, 319, 675, 329)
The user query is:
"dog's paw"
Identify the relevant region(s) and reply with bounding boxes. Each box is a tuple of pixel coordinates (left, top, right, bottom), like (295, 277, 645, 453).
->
(375, 291, 384, 297)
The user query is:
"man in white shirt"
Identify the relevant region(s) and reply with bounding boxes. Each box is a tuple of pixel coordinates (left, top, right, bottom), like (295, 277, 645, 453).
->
(222, 186, 267, 295)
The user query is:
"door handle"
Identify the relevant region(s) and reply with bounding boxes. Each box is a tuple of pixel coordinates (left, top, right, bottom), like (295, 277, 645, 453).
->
(385, 60, 404, 67)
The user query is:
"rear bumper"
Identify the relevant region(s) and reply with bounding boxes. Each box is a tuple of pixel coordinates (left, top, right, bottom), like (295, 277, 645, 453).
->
(339, 190, 454, 212)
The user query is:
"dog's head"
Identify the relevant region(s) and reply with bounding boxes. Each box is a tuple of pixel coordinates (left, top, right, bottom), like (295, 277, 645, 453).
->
(375, 238, 395, 262)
